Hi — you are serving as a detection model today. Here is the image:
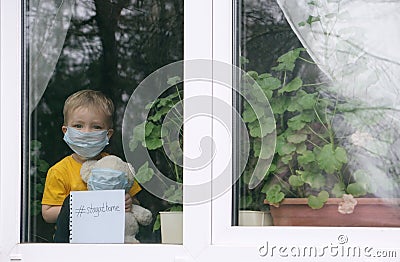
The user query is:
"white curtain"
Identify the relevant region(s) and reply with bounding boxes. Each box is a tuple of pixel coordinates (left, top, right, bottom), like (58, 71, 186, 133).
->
(277, 0, 400, 108)
(29, 0, 75, 113)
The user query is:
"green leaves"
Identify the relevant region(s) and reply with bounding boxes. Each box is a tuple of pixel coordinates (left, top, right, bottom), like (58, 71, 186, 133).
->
(243, 98, 275, 142)
(164, 185, 183, 203)
(332, 182, 346, 197)
(129, 122, 145, 151)
(153, 204, 183, 232)
(299, 170, 326, 189)
(30, 140, 50, 172)
(257, 74, 281, 97)
(130, 77, 184, 211)
(240, 49, 358, 212)
(307, 15, 320, 25)
(130, 91, 183, 152)
(135, 162, 154, 184)
(287, 112, 314, 131)
(287, 133, 307, 144)
(289, 170, 325, 189)
(242, 107, 257, 124)
(346, 183, 367, 197)
(130, 121, 164, 151)
(253, 137, 275, 159)
(248, 117, 275, 138)
(240, 195, 253, 209)
(316, 144, 348, 174)
(36, 159, 50, 172)
(307, 191, 329, 209)
(265, 184, 285, 205)
(272, 48, 305, 72)
(242, 104, 261, 123)
(288, 91, 317, 112)
(276, 135, 296, 156)
(288, 175, 304, 187)
(298, 15, 321, 27)
(279, 77, 303, 94)
(297, 151, 315, 166)
(270, 96, 289, 115)
(153, 214, 161, 232)
(144, 125, 163, 150)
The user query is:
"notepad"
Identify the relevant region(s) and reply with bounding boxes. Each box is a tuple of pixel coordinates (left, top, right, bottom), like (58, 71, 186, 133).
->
(69, 190, 125, 243)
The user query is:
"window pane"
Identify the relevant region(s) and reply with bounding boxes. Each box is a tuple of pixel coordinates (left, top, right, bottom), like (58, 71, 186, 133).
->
(234, 0, 301, 227)
(236, 0, 400, 227)
(25, 0, 183, 243)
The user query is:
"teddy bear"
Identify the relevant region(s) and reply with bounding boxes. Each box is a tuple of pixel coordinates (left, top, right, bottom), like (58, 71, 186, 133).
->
(80, 155, 153, 243)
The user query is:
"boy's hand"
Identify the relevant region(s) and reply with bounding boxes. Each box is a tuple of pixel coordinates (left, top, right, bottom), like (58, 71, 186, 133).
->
(125, 193, 133, 212)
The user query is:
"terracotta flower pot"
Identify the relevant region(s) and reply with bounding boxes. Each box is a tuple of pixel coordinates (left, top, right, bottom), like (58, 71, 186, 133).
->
(265, 198, 400, 227)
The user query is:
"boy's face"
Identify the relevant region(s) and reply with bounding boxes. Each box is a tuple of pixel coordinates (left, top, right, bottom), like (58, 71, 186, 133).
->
(62, 106, 113, 139)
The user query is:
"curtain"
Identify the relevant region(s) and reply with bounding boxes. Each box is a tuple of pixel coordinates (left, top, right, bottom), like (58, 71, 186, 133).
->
(28, 0, 75, 113)
(277, 0, 400, 108)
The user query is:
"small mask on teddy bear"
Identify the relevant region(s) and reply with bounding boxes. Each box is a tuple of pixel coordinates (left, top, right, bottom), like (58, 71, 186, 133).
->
(80, 155, 152, 243)
(87, 168, 132, 191)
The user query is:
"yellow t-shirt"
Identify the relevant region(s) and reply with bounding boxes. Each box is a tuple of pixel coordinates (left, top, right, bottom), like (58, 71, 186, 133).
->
(42, 155, 142, 206)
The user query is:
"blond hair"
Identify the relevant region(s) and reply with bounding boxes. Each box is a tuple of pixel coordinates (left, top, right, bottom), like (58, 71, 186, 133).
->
(63, 89, 114, 127)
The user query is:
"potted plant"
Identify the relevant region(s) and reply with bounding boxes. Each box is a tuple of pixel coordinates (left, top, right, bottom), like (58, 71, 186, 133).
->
(242, 48, 400, 226)
(129, 76, 183, 243)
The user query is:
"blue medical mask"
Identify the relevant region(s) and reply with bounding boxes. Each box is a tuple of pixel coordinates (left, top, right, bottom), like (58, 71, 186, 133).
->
(63, 127, 109, 159)
(87, 168, 133, 191)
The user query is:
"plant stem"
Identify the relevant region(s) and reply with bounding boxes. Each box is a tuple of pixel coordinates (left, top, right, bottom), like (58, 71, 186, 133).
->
(298, 56, 316, 64)
(306, 139, 321, 150)
(306, 124, 330, 144)
(302, 82, 327, 87)
(175, 85, 182, 102)
(283, 71, 287, 87)
(165, 135, 182, 183)
(313, 106, 329, 133)
(326, 95, 339, 149)
(175, 161, 181, 183)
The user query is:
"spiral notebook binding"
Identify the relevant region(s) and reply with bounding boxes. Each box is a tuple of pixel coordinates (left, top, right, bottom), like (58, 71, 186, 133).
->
(69, 193, 73, 242)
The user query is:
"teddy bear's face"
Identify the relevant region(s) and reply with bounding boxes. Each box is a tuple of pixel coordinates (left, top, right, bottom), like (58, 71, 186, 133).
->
(80, 155, 135, 191)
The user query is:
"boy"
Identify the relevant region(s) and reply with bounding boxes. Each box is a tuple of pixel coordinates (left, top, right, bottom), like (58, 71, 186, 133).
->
(41, 89, 141, 224)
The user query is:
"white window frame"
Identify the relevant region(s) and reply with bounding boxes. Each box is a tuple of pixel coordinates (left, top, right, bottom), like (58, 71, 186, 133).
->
(2, 0, 400, 261)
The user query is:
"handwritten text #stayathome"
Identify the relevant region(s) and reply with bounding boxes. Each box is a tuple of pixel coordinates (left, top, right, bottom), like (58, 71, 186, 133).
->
(74, 202, 121, 218)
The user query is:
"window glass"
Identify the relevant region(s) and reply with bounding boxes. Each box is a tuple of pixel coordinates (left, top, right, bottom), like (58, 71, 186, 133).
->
(235, 0, 303, 226)
(25, 0, 183, 243)
(236, 0, 400, 227)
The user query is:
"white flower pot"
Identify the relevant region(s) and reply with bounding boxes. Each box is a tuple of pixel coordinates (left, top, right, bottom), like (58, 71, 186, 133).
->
(238, 210, 273, 226)
(159, 211, 183, 244)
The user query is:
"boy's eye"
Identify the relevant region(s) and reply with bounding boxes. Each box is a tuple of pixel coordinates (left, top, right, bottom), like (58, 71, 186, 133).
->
(73, 124, 83, 128)
(93, 125, 103, 130)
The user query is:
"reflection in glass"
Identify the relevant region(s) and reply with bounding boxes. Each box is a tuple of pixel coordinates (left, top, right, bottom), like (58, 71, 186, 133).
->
(25, 0, 183, 243)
